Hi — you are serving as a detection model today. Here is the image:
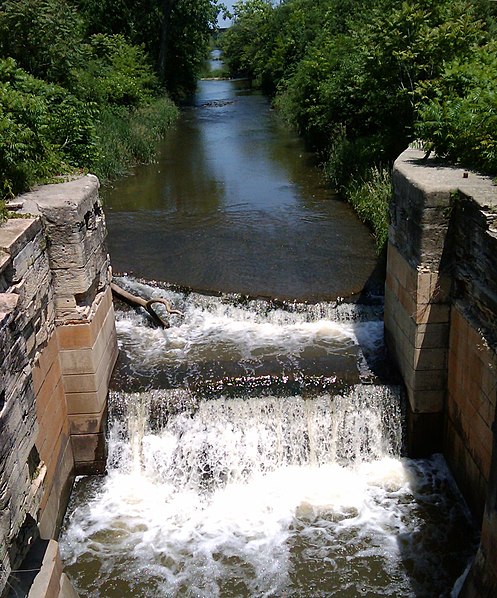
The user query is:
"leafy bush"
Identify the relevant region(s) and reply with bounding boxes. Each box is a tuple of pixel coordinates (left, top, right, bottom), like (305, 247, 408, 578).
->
(71, 34, 159, 107)
(415, 42, 497, 173)
(0, 0, 84, 85)
(0, 58, 97, 199)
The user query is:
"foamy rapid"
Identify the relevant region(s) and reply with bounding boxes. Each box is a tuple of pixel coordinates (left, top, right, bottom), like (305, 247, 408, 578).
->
(112, 277, 384, 379)
(61, 388, 475, 597)
(59, 278, 477, 597)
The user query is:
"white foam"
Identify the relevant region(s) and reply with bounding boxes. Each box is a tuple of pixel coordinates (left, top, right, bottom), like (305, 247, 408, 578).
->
(113, 277, 383, 373)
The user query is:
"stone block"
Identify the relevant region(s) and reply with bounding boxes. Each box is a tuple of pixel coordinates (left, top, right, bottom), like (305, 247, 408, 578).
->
(48, 221, 107, 270)
(10, 233, 47, 283)
(32, 333, 60, 390)
(58, 573, 80, 598)
(64, 335, 118, 396)
(50, 251, 107, 298)
(0, 292, 19, 319)
(65, 377, 109, 416)
(37, 381, 68, 466)
(414, 302, 451, 325)
(34, 359, 63, 423)
(59, 307, 117, 376)
(71, 431, 106, 463)
(27, 539, 63, 598)
(68, 404, 107, 435)
(57, 287, 113, 350)
(18, 175, 100, 224)
(38, 441, 74, 539)
(406, 386, 445, 413)
(445, 423, 487, 519)
(0, 218, 41, 258)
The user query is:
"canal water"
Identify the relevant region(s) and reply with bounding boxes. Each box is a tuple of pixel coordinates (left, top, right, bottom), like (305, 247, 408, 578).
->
(59, 76, 478, 596)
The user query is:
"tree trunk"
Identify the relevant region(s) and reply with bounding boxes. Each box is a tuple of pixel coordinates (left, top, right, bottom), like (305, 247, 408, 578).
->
(158, 0, 174, 82)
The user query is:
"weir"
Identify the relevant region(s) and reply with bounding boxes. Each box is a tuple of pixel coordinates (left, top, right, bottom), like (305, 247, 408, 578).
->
(60, 281, 476, 596)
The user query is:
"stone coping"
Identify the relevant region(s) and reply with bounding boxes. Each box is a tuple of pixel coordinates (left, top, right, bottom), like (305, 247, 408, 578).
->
(395, 149, 497, 211)
(8, 175, 100, 219)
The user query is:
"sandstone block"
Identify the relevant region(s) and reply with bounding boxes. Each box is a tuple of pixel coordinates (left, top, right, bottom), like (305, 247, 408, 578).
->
(57, 287, 113, 350)
(0, 219, 41, 258)
(71, 431, 106, 463)
(59, 307, 117, 376)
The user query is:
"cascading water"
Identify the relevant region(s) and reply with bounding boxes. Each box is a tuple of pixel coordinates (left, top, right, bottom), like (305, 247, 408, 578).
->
(60, 278, 477, 597)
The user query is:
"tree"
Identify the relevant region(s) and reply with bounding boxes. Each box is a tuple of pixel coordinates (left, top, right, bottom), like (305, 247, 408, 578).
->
(74, 0, 222, 98)
(0, 0, 84, 85)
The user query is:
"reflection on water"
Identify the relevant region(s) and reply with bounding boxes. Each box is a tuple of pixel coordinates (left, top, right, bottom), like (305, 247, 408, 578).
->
(103, 79, 381, 301)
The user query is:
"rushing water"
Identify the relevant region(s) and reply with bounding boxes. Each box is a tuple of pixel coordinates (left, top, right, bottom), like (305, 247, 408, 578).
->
(60, 74, 478, 596)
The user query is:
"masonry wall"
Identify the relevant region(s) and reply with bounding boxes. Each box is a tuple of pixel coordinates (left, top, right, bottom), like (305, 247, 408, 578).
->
(0, 176, 117, 597)
(386, 149, 497, 596)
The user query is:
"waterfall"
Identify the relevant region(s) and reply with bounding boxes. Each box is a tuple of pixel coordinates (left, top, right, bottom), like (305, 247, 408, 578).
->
(60, 279, 477, 598)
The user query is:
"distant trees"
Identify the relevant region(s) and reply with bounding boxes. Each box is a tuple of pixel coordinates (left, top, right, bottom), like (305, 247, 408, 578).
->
(74, 0, 220, 98)
(221, 0, 497, 248)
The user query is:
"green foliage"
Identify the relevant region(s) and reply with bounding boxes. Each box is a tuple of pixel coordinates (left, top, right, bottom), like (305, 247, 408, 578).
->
(74, 0, 222, 99)
(0, 0, 188, 200)
(415, 42, 497, 173)
(0, 0, 84, 85)
(0, 58, 97, 199)
(343, 167, 392, 251)
(92, 97, 179, 181)
(221, 0, 274, 80)
(223, 0, 496, 242)
(72, 34, 159, 107)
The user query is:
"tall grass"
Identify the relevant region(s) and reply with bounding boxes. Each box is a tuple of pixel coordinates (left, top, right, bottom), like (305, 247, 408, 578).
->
(92, 96, 179, 182)
(343, 167, 392, 251)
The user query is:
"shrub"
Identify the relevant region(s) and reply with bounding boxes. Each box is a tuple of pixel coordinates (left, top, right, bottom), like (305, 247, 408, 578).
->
(415, 42, 497, 173)
(0, 58, 97, 199)
(0, 0, 84, 85)
(71, 34, 159, 107)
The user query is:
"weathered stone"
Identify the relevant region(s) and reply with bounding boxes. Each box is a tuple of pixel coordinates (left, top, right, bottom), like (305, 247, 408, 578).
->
(0, 175, 115, 597)
(388, 149, 497, 598)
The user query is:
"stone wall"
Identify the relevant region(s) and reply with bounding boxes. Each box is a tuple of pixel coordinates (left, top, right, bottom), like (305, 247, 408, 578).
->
(386, 149, 497, 596)
(0, 176, 117, 597)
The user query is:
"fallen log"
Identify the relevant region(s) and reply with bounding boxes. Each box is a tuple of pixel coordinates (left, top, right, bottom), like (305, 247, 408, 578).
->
(111, 282, 183, 328)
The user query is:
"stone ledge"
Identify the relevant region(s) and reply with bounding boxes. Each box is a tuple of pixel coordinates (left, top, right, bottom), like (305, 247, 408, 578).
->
(394, 149, 497, 210)
(16, 175, 100, 221)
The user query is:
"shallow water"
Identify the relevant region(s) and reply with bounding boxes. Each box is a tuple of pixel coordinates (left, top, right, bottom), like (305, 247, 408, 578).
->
(102, 79, 382, 302)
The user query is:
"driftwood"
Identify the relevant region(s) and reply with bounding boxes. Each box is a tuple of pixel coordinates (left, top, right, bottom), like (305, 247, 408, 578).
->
(111, 282, 183, 328)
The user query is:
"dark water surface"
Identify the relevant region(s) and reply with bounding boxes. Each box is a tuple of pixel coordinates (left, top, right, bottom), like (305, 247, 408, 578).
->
(103, 79, 380, 301)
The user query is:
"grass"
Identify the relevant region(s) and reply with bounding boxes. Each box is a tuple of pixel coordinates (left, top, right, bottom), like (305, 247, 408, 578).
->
(343, 167, 392, 252)
(92, 96, 179, 182)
